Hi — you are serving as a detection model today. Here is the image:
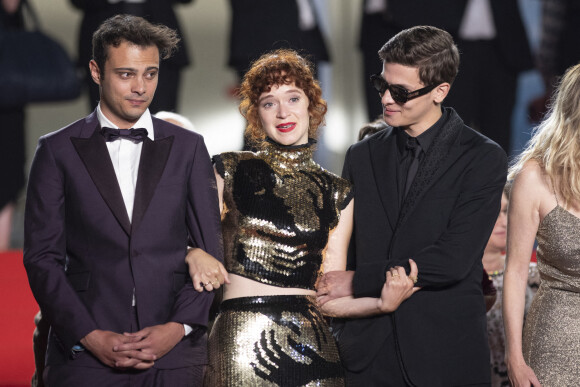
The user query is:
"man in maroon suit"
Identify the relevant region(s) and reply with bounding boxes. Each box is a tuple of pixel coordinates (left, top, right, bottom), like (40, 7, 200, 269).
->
(24, 15, 222, 386)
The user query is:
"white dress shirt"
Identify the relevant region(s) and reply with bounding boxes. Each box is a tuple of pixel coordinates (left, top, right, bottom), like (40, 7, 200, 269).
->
(97, 105, 154, 222)
(96, 105, 192, 336)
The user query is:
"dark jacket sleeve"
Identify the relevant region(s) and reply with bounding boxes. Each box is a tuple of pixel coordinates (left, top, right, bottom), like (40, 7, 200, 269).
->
(388, 144, 507, 289)
(23, 137, 98, 352)
(170, 135, 223, 326)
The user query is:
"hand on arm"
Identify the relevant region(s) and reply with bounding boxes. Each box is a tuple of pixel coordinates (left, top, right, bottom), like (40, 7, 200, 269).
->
(319, 259, 420, 318)
(80, 330, 155, 369)
(184, 145, 227, 293)
(503, 162, 543, 387)
(114, 322, 185, 363)
(377, 260, 420, 313)
(316, 270, 354, 306)
(186, 247, 229, 292)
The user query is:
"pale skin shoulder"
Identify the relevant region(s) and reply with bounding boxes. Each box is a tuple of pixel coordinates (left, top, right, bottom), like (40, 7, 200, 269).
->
(504, 159, 553, 387)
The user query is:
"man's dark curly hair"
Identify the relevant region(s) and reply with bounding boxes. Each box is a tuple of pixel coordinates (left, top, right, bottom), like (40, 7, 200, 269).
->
(92, 14, 180, 78)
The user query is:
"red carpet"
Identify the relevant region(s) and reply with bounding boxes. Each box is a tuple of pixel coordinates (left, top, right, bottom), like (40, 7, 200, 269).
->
(0, 250, 37, 386)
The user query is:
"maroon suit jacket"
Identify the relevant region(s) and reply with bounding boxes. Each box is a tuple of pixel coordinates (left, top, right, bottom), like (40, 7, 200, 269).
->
(23, 111, 223, 370)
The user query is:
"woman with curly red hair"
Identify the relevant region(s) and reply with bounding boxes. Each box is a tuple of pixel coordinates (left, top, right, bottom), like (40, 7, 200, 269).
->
(186, 49, 417, 386)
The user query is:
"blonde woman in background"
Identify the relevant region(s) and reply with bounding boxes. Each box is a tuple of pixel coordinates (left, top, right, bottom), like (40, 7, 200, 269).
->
(503, 63, 580, 386)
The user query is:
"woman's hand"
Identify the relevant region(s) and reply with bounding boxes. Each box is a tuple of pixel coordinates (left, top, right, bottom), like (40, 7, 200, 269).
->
(377, 259, 420, 313)
(185, 248, 229, 292)
(507, 358, 542, 387)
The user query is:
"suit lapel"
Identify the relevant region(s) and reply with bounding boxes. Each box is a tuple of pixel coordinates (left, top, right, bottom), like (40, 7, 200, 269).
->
(396, 110, 463, 229)
(369, 129, 399, 231)
(71, 120, 132, 235)
(131, 121, 174, 232)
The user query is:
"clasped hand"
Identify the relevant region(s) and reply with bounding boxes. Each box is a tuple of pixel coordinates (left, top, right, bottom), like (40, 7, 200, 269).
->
(81, 322, 184, 369)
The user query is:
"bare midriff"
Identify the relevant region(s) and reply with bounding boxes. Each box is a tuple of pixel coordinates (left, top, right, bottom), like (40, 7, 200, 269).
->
(222, 273, 316, 301)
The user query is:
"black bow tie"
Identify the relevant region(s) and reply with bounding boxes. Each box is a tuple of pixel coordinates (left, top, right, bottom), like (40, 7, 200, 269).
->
(101, 127, 148, 142)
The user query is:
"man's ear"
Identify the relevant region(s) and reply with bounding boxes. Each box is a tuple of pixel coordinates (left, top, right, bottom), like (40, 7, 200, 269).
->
(433, 82, 450, 103)
(89, 60, 102, 86)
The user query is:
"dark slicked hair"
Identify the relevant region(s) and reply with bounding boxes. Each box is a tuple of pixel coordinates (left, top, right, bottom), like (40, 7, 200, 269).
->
(378, 25, 460, 86)
(92, 14, 180, 78)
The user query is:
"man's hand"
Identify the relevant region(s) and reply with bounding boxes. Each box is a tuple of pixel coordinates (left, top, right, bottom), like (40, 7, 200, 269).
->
(80, 329, 155, 369)
(316, 270, 355, 306)
(114, 322, 184, 361)
(185, 247, 229, 292)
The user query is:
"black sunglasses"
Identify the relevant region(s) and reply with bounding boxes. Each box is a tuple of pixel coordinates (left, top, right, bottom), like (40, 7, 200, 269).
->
(370, 74, 437, 104)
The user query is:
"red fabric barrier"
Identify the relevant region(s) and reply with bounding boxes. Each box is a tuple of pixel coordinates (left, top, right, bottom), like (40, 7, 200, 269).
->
(0, 250, 37, 386)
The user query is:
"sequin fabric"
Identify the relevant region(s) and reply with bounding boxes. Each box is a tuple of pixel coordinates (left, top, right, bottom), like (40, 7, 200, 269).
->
(522, 206, 580, 386)
(204, 295, 344, 386)
(213, 140, 353, 290)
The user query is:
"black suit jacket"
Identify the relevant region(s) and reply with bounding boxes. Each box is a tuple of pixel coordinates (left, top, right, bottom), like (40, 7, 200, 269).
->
(24, 112, 223, 370)
(335, 108, 507, 386)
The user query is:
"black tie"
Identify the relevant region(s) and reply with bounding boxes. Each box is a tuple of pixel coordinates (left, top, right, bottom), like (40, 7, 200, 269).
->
(404, 137, 422, 196)
(101, 127, 148, 143)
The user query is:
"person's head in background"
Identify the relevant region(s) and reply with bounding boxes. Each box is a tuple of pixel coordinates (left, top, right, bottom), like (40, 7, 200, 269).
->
(358, 117, 389, 141)
(154, 111, 195, 131)
(485, 183, 511, 256)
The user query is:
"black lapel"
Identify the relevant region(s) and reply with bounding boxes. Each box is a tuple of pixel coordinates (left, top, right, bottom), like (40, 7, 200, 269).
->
(369, 129, 399, 231)
(131, 125, 174, 233)
(396, 110, 463, 229)
(71, 125, 132, 236)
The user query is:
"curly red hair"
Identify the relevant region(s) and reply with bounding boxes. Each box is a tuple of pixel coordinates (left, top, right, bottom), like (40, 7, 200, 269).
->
(238, 49, 327, 145)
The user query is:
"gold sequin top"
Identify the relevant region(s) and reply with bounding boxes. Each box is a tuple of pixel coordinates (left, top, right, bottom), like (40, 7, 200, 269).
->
(213, 139, 353, 290)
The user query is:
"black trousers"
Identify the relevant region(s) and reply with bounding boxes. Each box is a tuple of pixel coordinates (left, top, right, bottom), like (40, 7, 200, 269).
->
(345, 332, 407, 387)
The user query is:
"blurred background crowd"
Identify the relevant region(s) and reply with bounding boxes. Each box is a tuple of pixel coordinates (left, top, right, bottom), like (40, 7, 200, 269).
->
(1, 0, 577, 250)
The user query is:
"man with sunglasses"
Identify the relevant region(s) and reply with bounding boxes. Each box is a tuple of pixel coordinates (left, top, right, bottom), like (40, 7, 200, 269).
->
(317, 26, 507, 386)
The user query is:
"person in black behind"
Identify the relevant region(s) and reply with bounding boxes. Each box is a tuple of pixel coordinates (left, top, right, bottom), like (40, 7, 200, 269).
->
(0, 0, 25, 251)
(69, 0, 192, 113)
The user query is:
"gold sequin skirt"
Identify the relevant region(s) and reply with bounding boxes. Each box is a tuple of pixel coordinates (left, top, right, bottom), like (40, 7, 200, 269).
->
(203, 295, 344, 386)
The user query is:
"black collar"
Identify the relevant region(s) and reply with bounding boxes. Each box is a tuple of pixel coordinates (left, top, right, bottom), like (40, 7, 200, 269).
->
(396, 108, 449, 155)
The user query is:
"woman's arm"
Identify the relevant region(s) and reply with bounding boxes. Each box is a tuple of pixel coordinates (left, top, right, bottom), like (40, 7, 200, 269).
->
(320, 261, 418, 318)
(318, 200, 419, 317)
(185, 168, 228, 292)
(503, 162, 543, 387)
